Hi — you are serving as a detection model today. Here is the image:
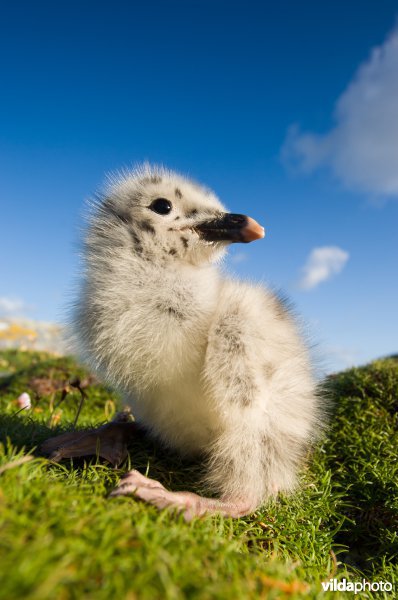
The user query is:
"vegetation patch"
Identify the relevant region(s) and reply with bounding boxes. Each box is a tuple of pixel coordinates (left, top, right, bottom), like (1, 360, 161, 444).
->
(0, 349, 397, 599)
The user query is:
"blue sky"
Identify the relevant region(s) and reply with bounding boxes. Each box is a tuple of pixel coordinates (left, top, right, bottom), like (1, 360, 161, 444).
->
(1, 0, 397, 372)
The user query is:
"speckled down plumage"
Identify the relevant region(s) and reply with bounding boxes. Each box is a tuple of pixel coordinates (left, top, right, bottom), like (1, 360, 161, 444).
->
(70, 164, 323, 514)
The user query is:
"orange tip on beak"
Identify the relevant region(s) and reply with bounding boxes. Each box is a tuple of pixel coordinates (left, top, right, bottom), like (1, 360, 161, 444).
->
(240, 216, 265, 243)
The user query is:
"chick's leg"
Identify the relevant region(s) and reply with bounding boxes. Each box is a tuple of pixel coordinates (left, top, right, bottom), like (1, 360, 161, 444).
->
(110, 469, 253, 520)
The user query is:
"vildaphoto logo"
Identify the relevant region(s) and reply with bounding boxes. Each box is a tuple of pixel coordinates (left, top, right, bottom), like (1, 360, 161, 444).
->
(321, 578, 393, 594)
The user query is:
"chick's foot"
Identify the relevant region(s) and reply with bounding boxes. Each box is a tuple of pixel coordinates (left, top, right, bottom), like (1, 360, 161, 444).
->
(110, 469, 253, 520)
(41, 420, 141, 467)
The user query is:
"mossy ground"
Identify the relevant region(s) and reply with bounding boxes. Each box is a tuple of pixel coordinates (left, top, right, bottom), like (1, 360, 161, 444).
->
(0, 349, 397, 599)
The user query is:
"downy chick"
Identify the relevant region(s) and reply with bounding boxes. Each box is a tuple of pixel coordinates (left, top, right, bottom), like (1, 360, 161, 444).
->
(58, 165, 322, 519)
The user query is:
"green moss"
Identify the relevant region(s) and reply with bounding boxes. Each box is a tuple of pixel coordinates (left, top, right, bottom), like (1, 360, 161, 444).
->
(0, 351, 396, 599)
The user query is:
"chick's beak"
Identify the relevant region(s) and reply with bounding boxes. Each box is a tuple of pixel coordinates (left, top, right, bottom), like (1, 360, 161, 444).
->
(194, 213, 265, 243)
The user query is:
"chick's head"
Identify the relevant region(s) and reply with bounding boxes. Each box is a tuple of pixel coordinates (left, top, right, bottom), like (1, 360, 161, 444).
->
(94, 165, 264, 267)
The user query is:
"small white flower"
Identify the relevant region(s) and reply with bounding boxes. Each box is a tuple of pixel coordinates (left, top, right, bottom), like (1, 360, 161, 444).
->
(17, 392, 31, 410)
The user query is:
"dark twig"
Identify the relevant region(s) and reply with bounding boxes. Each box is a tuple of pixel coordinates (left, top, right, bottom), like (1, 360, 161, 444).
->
(70, 378, 88, 429)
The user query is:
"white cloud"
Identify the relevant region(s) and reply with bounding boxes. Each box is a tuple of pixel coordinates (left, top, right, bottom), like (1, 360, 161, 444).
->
(230, 252, 248, 264)
(0, 297, 28, 315)
(282, 26, 398, 197)
(326, 345, 361, 371)
(298, 246, 349, 290)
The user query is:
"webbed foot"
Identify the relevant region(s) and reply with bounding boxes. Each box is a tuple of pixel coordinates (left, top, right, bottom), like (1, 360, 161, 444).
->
(110, 469, 253, 520)
(41, 418, 141, 467)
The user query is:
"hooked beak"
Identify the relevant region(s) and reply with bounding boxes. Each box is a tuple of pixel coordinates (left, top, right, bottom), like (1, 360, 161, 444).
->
(194, 213, 265, 243)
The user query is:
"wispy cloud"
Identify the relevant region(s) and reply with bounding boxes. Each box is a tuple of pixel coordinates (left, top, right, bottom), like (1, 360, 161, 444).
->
(298, 246, 349, 290)
(282, 26, 398, 198)
(0, 296, 29, 315)
(326, 345, 361, 370)
(230, 252, 248, 265)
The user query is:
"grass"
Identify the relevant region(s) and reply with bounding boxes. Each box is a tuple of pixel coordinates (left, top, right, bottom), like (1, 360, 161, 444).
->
(0, 348, 397, 599)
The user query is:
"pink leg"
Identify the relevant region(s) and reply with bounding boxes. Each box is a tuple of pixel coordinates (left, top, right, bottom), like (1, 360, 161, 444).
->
(109, 469, 254, 520)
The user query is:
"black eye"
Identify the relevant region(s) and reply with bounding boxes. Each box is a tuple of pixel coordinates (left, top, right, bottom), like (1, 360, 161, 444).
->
(149, 198, 172, 215)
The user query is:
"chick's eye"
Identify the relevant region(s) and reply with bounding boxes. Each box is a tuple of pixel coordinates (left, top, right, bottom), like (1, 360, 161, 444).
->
(150, 198, 172, 215)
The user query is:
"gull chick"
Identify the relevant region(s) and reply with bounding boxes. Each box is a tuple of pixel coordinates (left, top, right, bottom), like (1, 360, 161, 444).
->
(67, 165, 321, 519)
